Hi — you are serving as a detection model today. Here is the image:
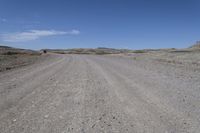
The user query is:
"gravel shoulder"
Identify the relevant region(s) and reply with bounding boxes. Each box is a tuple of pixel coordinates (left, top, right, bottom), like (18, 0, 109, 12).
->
(0, 53, 200, 133)
(0, 54, 39, 72)
(0, 46, 44, 72)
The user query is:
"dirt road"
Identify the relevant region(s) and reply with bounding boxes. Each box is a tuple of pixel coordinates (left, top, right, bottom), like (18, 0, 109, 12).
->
(0, 54, 200, 133)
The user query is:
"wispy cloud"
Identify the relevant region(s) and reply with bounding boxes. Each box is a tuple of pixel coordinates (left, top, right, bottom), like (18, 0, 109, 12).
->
(0, 18, 7, 22)
(1, 29, 80, 42)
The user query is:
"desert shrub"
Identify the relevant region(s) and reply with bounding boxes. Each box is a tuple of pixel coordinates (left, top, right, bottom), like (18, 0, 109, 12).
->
(133, 50, 146, 53)
(43, 50, 47, 53)
(54, 51, 66, 54)
(3, 51, 19, 55)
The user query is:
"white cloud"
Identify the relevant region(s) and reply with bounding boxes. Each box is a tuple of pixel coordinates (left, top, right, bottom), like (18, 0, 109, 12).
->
(1, 29, 80, 42)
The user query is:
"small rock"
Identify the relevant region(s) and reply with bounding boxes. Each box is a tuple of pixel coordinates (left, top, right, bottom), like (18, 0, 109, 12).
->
(44, 115, 49, 118)
(107, 124, 111, 126)
(130, 124, 134, 127)
(99, 117, 102, 120)
(59, 115, 63, 119)
(6, 67, 11, 70)
(92, 124, 95, 128)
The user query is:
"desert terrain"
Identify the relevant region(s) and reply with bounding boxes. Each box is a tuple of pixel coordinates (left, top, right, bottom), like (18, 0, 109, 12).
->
(0, 45, 200, 133)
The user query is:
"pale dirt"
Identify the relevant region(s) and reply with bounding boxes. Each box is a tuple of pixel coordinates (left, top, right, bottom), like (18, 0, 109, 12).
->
(0, 54, 200, 133)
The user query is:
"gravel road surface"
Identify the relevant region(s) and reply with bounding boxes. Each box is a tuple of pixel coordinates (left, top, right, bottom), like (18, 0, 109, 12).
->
(0, 54, 200, 133)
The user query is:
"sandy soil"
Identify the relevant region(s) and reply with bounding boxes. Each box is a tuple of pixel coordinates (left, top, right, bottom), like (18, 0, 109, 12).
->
(0, 53, 200, 133)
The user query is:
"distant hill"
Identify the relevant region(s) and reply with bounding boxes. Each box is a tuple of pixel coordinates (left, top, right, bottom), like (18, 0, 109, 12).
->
(43, 47, 133, 55)
(0, 46, 12, 49)
(189, 41, 200, 49)
(0, 45, 40, 55)
(0, 45, 41, 72)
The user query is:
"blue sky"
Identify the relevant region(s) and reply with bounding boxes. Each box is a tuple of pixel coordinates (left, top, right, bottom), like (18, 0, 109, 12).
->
(0, 0, 200, 50)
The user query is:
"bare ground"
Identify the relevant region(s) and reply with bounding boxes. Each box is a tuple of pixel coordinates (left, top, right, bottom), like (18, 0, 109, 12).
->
(0, 46, 42, 72)
(0, 53, 200, 133)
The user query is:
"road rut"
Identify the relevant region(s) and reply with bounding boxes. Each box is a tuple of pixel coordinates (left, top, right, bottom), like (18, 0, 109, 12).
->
(0, 54, 200, 133)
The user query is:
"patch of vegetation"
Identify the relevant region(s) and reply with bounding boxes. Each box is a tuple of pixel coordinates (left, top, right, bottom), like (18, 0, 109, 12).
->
(2, 51, 41, 56)
(132, 50, 146, 53)
(3, 51, 19, 55)
(53, 51, 66, 54)
(170, 50, 192, 53)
